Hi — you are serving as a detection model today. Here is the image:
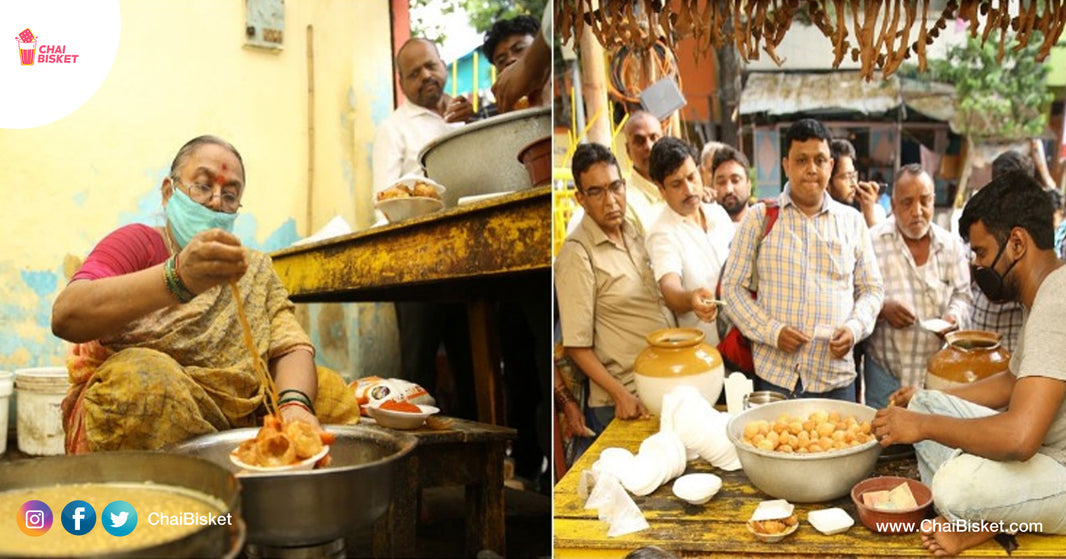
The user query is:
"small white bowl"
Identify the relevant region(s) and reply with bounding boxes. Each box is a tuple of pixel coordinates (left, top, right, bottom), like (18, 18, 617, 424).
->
(229, 444, 330, 475)
(375, 197, 444, 223)
(367, 404, 440, 430)
(671, 473, 722, 505)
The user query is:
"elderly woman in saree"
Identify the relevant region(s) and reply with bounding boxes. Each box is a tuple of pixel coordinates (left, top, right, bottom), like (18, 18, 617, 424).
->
(51, 135, 359, 454)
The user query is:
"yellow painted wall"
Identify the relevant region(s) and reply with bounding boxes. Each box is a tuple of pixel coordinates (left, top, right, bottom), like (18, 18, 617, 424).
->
(0, 0, 401, 376)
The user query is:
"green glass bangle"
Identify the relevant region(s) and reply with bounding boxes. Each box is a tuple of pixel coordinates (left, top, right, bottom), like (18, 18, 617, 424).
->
(163, 255, 194, 303)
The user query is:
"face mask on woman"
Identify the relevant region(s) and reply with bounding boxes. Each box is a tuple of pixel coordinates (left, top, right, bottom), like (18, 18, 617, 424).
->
(164, 186, 239, 249)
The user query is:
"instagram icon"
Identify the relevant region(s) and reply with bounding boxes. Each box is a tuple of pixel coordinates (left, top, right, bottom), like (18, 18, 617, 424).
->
(17, 500, 53, 536)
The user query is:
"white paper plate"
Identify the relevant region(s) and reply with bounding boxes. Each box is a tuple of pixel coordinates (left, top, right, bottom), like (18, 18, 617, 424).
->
(374, 197, 444, 223)
(230, 445, 329, 474)
(807, 507, 855, 535)
(672, 473, 722, 505)
(751, 499, 795, 521)
(920, 318, 953, 333)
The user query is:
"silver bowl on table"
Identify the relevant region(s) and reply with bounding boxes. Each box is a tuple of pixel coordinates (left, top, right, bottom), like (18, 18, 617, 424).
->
(168, 424, 416, 548)
(419, 106, 551, 208)
(726, 398, 882, 503)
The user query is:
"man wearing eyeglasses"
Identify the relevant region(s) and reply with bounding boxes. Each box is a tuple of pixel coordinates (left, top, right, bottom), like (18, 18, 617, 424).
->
(566, 111, 667, 236)
(829, 138, 886, 228)
(555, 143, 673, 448)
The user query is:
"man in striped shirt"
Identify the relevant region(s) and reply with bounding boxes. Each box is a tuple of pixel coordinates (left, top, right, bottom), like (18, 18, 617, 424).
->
(721, 119, 884, 401)
(864, 165, 972, 409)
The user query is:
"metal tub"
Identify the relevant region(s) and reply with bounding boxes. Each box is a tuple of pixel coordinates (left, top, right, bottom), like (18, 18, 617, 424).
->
(0, 451, 242, 558)
(726, 398, 882, 503)
(168, 424, 416, 548)
(419, 106, 551, 207)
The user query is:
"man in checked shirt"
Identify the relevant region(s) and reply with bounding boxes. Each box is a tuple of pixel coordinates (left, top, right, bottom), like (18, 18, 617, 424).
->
(721, 119, 884, 401)
(864, 165, 973, 409)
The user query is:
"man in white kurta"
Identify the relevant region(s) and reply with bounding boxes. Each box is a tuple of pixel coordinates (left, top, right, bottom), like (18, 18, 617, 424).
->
(645, 137, 736, 346)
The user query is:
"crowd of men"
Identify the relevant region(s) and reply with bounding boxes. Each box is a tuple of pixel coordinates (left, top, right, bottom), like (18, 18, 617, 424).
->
(554, 112, 1066, 555)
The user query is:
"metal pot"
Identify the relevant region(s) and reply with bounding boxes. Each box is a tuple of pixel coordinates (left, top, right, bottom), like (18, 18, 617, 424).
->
(726, 398, 882, 503)
(419, 107, 550, 207)
(0, 451, 243, 558)
(168, 424, 416, 548)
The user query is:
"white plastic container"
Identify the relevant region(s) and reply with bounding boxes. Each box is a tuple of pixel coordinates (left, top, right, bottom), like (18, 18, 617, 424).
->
(15, 367, 69, 455)
(0, 371, 12, 456)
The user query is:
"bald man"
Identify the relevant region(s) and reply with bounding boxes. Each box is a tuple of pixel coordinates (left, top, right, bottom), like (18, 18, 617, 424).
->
(621, 111, 667, 233)
(372, 38, 466, 195)
(372, 38, 476, 417)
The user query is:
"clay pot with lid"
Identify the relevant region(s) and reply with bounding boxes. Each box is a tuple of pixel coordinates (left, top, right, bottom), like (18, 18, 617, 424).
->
(633, 328, 724, 416)
(926, 330, 1011, 391)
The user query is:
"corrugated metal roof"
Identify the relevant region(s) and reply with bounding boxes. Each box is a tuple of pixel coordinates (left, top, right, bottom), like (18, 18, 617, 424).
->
(900, 78, 957, 122)
(740, 72, 902, 117)
(740, 71, 957, 124)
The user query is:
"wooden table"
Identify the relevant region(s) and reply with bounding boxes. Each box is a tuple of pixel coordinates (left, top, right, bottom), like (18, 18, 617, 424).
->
(554, 416, 1066, 557)
(371, 418, 516, 557)
(270, 186, 551, 425)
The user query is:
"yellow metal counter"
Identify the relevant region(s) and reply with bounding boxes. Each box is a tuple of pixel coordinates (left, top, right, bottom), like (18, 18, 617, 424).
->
(554, 416, 1065, 557)
(270, 186, 551, 425)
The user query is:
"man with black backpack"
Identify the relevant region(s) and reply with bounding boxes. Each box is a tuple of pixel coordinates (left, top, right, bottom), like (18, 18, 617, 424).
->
(720, 119, 884, 401)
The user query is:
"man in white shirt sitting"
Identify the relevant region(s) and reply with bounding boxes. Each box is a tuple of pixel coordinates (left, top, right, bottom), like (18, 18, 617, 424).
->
(645, 137, 736, 346)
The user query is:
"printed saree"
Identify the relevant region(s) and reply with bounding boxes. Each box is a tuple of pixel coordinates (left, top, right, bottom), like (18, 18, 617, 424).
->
(62, 250, 359, 453)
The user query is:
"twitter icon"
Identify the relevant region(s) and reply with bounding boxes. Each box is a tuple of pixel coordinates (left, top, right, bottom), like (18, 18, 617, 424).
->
(102, 501, 137, 537)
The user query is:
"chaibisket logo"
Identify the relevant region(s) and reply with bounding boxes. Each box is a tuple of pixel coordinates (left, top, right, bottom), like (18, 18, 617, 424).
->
(0, 1, 120, 129)
(16, 27, 35, 65)
(15, 27, 81, 66)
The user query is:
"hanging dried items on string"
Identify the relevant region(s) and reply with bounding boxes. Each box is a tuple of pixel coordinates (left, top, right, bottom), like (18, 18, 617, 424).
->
(555, 0, 1066, 81)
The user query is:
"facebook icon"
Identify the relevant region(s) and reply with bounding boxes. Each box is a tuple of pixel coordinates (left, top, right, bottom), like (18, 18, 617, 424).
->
(61, 500, 96, 535)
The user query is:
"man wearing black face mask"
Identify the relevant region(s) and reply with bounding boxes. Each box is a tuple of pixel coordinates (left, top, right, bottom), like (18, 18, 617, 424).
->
(871, 171, 1066, 557)
(968, 151, 1031, 352)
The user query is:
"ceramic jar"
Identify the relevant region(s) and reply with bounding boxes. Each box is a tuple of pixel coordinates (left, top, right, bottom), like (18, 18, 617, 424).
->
(926, 330, 1011, 391)
(634, 328, 724, 416)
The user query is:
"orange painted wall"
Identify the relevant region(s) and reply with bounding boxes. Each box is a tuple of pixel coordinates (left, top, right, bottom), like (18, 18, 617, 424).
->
(675, 37, 719, 123)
